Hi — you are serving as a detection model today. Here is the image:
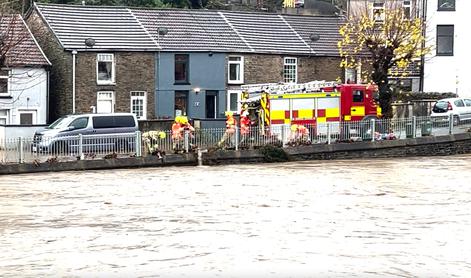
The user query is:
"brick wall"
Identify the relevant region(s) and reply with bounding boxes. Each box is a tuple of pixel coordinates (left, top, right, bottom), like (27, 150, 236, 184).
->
(75, 52, 155, 119)
(27, 11, 73, 121)
(243, 54, 343, 84)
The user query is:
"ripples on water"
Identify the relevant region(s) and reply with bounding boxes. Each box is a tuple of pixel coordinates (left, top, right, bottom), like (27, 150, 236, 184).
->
(1, 155, 471, 277)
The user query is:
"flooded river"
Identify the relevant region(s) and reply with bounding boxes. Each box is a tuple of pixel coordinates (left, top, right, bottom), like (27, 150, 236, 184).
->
(1, 155, 471, 277)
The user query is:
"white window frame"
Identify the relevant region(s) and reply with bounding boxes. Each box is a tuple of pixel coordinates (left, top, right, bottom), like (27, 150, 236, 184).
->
(403, 0, 411, 18)
(96, 53, 115, 85)
(130, 91, 147, 120)
(17, 109, 37, 125)
(0, 70, 9, 96)
(283, 57, 297, 83)
(227, 90, 242, 113)
(96, 91, 115, 113)
(0, 109, 10, 125)
(228, 56, 244, 84)
(372, 2, 385, 22)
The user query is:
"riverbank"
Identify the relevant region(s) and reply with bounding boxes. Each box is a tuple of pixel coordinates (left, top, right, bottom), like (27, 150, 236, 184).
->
(1, 133, 471, 175)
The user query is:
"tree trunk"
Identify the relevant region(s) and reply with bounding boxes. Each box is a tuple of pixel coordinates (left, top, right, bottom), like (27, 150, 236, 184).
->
(372, 60, 393, 118)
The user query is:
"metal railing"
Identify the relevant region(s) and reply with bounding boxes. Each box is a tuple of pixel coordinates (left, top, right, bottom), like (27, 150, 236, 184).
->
(1, 115, 470, 164)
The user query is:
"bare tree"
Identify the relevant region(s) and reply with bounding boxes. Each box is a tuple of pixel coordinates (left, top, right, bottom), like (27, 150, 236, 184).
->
(338, 0, 429, 118)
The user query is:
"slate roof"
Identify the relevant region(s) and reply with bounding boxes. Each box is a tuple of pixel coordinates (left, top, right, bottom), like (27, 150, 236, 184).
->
(35, 4, 158, 51)
(0, 15, 51, 67)
(34, 3, 344, 56)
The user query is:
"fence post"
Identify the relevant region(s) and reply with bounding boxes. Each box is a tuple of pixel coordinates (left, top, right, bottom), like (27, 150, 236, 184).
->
(135, 131, 142, 157)
(78, 134, 84, 160)
(18, 137, 24, 164)
(327, 122, 331, 144)
(235, 126, 239, 151)
(449, 113, 454, 134)
(281, 125, 286, 147)
(371, 119, 376, 142)
(184, 130, 189, 153)
(412, 116, 417, 138)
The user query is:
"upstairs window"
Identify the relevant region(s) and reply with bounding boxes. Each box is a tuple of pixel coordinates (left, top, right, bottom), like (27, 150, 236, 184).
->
(175, 54, 189, 84)
(0, 70, 9, 95)
(283, 57, 297, 83)
(403, 0, 411, 18)
(228, 56, 244, 84)
(372, 2, 385, 22)
(97, 54, 115, 85)
(436, 25, 454, 56)
(438, 0, 455, 11)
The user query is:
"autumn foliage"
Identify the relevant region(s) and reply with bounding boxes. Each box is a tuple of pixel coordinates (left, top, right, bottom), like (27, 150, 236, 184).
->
(338, 1, 430, 118)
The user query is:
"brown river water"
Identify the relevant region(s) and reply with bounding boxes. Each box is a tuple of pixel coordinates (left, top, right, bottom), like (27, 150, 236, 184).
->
(1, 155, 471, 277)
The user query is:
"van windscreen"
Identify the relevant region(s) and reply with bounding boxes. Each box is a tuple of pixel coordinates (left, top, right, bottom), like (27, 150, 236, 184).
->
(114, 116, 136, 127)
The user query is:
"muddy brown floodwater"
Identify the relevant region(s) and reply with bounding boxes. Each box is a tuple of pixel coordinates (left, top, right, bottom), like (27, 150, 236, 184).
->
(1, 155, 471, 277)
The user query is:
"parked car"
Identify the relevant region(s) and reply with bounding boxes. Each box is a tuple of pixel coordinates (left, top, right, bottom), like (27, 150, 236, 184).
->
(430, 98, 471, 125)
(32, 113, 138, 154)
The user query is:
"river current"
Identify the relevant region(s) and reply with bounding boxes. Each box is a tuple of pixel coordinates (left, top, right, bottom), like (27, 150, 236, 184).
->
(1, 155, 470, 277)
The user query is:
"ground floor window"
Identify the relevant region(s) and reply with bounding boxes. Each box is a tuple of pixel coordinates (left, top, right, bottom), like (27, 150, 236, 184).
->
(0, 109, 9, 125)
(97, 91, 114, 113)
(175, 91, 188, 116)
(130, 91, 147, 120)
(18, 110, 36, 125)
(206, 90, 218, 119)
(227, 90, 241, 113)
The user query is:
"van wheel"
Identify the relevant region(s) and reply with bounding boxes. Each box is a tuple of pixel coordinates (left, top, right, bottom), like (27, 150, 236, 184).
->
(52, 141, 68, 155)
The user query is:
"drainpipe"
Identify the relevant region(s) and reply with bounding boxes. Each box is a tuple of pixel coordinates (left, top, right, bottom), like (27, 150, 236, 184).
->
(72, 50, 77, 114)
(419, 0, 427, 92)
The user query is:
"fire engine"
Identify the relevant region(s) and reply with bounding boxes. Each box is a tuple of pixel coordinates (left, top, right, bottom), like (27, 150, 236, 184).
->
(240, 80, 382, 135)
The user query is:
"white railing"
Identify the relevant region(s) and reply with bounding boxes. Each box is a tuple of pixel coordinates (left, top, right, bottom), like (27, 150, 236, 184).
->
(1, 115, 470, 165)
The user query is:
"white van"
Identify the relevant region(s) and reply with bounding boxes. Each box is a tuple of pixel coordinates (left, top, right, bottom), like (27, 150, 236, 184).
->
(32, 113, 138, 153)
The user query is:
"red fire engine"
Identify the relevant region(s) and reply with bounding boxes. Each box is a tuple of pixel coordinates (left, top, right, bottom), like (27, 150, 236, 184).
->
(240, 80, 382, 133)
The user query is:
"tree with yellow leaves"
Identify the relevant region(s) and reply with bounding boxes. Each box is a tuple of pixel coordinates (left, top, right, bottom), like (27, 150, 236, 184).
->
(338, 0, 429, 118)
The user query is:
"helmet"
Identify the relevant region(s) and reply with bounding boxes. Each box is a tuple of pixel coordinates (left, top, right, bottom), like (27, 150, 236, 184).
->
(291, 124, 298, 131)
(242, 111, 249, 116)
(158, 131, 166, 139)
(225, 111, 233, 116)
(180, 116, 188, 124)
(175, 116, 182, 124)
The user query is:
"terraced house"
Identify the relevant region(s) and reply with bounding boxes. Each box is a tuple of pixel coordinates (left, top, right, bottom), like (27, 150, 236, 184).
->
(27, 3, 344, 124)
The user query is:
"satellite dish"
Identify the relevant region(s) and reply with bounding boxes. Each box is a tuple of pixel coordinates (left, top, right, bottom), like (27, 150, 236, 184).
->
(84, 38, 96, 47)
(310, 34, 320, 42)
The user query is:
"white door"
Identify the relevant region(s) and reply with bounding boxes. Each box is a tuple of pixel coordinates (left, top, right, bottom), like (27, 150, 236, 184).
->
(97, 92, 114, 113)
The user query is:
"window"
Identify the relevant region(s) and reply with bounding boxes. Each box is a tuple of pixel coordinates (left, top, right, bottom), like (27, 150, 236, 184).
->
(436, 25, 454, 56)
(0, 70, 8, 95)
(283, 57, 297, 83)
(227, 90, 241, 113)
(175, 54, 189, 84)
(372, 2, 385, 21)
(97, 54, 115, 84)
(464, 99, 471, 107)
(93, 116, 114, 128)
(175, 91, 188, 116)
(353, 90, 364, 102)
(438, 0, 455, 11)
(345, 68, 357, 84)
(0, 109, 9, 125)
(454, 99, 465, 107)
(403, 0, 411, 18)
(97, 91, 114, 113)
(114, 116, 136, 127)
(228, 56, 244, 84)
(206, 90, 218, 119)
(130, 91, 147, 120)
(69, 117, 88, 129)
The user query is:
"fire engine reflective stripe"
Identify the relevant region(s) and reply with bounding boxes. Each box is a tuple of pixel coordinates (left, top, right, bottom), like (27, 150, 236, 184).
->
(377, 106, 382, 116)
(344, 115, 352, 121)
(270, 110, 285, 121)
(326, 108, 340, 118)
(350, 106, 365, 116)
(317, 117, 326, 123)
(298, 109, 313, 119)
(271, 93, 341, 99)
(271, 119, 284, 124)
(284, 119, 291, 124)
